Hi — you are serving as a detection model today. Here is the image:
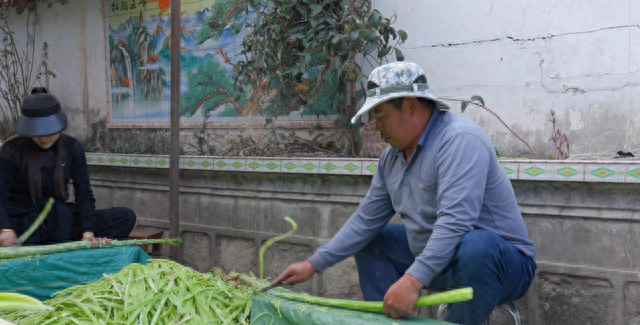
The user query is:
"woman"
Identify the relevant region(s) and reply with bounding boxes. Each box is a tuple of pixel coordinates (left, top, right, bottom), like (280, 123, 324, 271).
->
(0, 87, 136, 247)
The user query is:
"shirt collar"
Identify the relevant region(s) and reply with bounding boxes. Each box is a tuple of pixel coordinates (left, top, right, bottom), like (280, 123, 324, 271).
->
(417, 107, 441, 147)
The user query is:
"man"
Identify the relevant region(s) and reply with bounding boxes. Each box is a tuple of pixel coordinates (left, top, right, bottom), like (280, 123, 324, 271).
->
(272, 62, 536, 324)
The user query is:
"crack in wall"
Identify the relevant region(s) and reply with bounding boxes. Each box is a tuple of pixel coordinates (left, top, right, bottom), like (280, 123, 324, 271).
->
(535, 52, 640, 94)
(406, 24, 640, 49)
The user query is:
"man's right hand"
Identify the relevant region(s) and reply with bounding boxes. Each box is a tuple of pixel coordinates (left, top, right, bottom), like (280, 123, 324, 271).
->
(271, 260, 317, 286)
(0, 229, 17, 247)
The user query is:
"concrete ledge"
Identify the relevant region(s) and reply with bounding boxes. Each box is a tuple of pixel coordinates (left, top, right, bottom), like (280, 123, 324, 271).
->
(87, 153, 640, 183)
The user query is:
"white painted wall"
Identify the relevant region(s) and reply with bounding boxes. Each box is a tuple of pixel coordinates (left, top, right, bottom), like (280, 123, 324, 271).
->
(5, 0, 640, 159)
(3, 0, 108, 139)
(373, 0, 640, 159)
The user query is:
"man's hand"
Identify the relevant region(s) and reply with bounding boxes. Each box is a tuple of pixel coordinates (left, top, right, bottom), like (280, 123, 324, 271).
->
(0, 229, 16, 247)
(383, 273, 424, 319)
(82, 232, 113, 248)
(271, 260, 317, 286)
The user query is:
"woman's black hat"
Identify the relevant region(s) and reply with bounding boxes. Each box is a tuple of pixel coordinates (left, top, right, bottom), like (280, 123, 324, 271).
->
(16, 87, 68, 137)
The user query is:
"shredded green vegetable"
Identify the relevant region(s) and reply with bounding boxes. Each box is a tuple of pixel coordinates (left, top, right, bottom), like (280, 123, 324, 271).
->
(258, 217, 297, 279)
(0, 259, 270, 325)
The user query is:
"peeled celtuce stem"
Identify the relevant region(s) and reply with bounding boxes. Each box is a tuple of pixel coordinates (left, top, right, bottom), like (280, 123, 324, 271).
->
(267, 287, 473, 313)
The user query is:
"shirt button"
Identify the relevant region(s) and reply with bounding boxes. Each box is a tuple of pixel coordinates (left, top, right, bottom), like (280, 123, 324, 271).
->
(419, 184, 423, 189)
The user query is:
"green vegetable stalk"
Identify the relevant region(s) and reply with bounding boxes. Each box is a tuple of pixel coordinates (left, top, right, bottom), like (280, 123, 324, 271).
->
(259, 216, 297, 279)
(15, 198, 54, 245)
(0, 237, 182, 260)
(0, 293, 51, 311)
(267, 287, 473, 313)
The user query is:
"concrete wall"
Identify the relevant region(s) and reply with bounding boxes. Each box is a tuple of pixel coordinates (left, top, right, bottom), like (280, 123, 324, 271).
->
(372, 0, 640, 159)
(5, 0, 640, 158)
(88, 162, 640, 325)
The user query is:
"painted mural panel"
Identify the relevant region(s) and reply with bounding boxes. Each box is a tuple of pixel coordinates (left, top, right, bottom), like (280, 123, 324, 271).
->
(105, 0, 339, 127)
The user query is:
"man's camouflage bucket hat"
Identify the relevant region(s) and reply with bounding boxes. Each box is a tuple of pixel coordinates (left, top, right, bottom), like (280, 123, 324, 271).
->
(351, 62, 450, 123)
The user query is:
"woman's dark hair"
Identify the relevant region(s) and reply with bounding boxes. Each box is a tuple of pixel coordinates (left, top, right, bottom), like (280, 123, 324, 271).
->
(18, 134, 68, 203)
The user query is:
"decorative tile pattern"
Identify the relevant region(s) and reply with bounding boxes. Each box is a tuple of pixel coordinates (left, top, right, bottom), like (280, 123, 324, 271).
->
(322, 160, 363, 175)
(127, 155, 157, 168)
(500, 162, 519, 180)
(278, 160, 321, 174)
(143, 157, 156, 167)
(549, 163, 585, 181)
(584, 164, 627, 182)
(215, 158, 246, 171)
(363, 162, 378, 174)
(518, 163, 556, 180)
(156, 157, 170, 169)
(105, 155, 130, 167)
(84, 153, 640, 183)
(86, 154, 106, 166)
(182, 157, 214, 170)
(625, 166, 640, 182)
(246, 159, 281, 172)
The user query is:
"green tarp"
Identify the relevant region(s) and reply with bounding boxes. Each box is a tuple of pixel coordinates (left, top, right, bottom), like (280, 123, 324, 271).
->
(0, 246, 151, 301)
(251, 289, 453, 325)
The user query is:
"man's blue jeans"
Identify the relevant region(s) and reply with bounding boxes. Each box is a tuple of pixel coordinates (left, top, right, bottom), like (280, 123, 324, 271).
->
(353, 223, 536, 325)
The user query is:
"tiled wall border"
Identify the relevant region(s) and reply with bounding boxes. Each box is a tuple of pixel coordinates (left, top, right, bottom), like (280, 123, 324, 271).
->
(86, 154, 640, 183)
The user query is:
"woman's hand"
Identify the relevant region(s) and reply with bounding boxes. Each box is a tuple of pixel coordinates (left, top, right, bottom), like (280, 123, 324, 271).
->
(82, 232, 113, 248)
(0, 229, 16, 247)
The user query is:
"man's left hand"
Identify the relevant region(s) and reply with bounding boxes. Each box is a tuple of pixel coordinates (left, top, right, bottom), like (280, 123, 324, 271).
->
(383, 273, 424, 319)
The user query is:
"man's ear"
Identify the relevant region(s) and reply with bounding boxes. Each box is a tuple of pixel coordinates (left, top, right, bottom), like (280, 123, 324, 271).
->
(404, 97, 418, 113)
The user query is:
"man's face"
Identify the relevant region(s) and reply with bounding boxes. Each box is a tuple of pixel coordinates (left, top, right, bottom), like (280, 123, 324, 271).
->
(370, 99, 414, 150)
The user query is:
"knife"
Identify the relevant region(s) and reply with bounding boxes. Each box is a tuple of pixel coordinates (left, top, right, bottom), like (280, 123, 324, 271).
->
(258, 282, 282, 292)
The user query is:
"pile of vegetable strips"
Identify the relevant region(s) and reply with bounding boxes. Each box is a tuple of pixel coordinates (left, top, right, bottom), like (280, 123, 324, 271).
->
(0, 259, 270, 325)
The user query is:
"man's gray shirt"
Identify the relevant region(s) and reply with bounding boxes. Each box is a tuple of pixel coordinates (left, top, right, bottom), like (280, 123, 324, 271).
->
(308, 109, 536, 287)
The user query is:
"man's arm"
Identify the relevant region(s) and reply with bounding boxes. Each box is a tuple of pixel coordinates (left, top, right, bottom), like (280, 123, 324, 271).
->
(272, 154, 396, 285)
